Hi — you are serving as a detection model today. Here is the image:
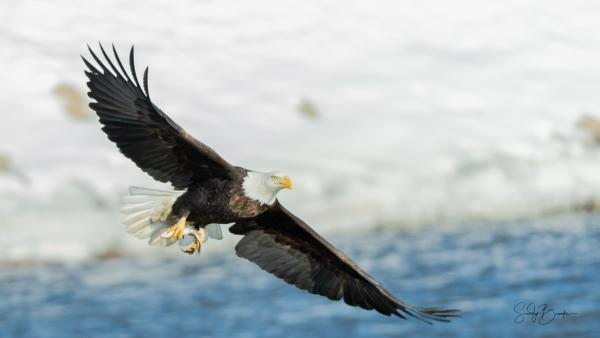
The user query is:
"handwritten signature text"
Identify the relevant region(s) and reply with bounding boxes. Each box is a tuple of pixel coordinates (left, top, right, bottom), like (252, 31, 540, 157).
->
(514, 302, 576, 325)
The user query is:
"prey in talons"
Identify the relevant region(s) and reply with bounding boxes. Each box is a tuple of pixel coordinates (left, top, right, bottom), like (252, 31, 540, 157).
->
(160, 217, 206, 255)
(179, 227, 206, 255)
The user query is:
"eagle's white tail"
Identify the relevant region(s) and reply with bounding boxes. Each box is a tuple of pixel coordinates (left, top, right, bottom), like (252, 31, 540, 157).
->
(120, 186, 223, 248)
(121, 186, 184, 247)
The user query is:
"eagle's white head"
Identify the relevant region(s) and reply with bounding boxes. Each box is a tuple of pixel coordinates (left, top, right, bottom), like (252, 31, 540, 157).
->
(242, 171, 292, 205)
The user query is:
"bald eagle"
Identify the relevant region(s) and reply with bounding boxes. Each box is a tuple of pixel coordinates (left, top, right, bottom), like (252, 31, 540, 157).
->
(82, 44, 460, 324)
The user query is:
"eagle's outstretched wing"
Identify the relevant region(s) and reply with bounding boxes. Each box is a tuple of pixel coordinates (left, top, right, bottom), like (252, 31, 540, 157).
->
(83, 44, 234, 189)
(230, 202, 460, 323)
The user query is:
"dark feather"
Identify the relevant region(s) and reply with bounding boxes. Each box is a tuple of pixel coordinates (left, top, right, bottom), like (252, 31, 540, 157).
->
(83, 43, 235, 189)
(231, 202, 461, 323)
(112, 44, 133, 84)
(143, 67, 150, 99)
(129, 47, 141, 90)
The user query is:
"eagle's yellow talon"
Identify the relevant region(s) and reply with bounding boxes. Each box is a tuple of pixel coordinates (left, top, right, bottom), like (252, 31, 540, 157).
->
(183, 239, 201, 255)
(163, 216, 187, 241)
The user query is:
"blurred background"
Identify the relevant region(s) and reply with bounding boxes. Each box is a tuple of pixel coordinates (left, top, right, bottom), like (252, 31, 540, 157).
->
(1, 0, 600, 337)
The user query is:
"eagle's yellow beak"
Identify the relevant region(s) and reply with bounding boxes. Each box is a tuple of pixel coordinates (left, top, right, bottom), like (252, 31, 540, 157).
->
(281, 176, 292, 190)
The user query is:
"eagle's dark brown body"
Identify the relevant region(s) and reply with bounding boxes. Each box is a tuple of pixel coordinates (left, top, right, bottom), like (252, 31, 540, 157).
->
(170, 170, 270, 228)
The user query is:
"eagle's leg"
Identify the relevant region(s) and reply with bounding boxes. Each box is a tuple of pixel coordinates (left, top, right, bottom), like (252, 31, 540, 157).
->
(182, 227, 205, 255)
(161, 216, 188, 241)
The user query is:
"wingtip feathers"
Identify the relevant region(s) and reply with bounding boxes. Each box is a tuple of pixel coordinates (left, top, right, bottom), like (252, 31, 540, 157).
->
(84, 42, 149, 99)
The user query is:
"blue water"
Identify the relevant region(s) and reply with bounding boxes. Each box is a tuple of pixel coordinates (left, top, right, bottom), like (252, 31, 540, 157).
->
(1, 213, 599, 338)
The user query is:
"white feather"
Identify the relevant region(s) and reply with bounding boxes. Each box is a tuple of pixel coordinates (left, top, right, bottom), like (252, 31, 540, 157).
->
(129, 186, 183, 196)
(121, 195, 162, 204)
(123, 209, 154, 225)
(120, 186, 184, 246)
(133, 222, 163, 239)
(120, 201, 159, 214)
(126, 218, 151, 234)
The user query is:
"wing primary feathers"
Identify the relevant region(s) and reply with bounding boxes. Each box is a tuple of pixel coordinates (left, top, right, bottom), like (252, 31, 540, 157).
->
(112, 44, 133, 84)
(412, 307, 461, 321)
(87, 44, 113, 76)
(231, 204, 461, 324)
(129, 46, 143, 95)
(83, 43, 235, 188)
(143, 66, 150, 99)
(81, 55, 99, 74)
(398, 307, 433, 324)
(98, 42, 123, 81)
